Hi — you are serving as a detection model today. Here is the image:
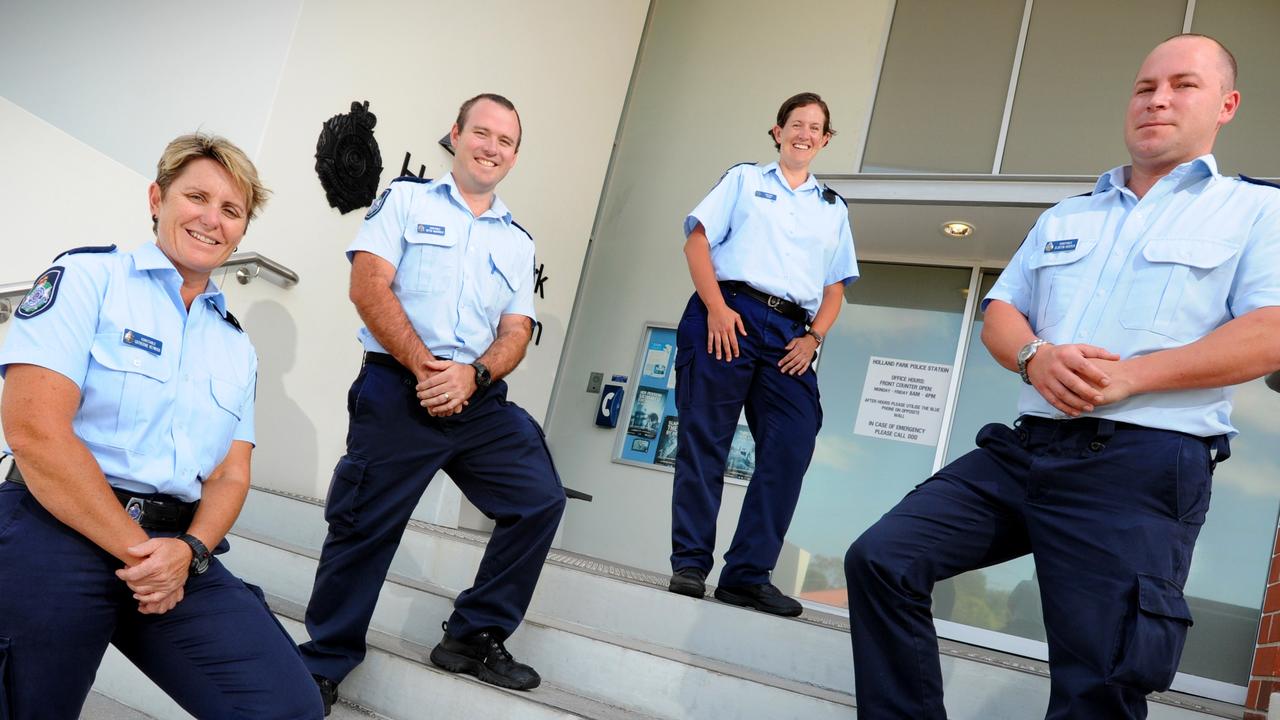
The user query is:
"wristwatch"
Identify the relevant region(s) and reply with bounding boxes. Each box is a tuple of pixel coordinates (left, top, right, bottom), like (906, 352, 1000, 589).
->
(177, 533, 211, 576)
(1017, 339, 1050, 385)
(472, 361, 492, 391)
(806, 329, 824, 346)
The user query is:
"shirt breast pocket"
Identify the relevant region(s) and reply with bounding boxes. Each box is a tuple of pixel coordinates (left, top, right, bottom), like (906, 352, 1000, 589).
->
(84, 334, 172, 450)
(205, 375, 247, 460)
(483, 250, 521, 315)
(402, 232, 458, 294)
(1120, 239, 1238, 342)
(1027, 238, 1098, 333)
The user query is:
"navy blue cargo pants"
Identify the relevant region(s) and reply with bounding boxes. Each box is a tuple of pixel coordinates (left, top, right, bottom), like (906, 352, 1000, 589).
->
(0, 481, 323, 720)
(299, 361, 566, 683)
(845, 417, 1226, 719)
(670, 288, 822, 587)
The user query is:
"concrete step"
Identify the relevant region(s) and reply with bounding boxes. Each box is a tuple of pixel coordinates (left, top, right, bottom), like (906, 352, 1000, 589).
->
(234, 487, 855, 695)
(232, 486, 1240, 720)
(224, 530, 855, 720)
(269, 595, 654, 720)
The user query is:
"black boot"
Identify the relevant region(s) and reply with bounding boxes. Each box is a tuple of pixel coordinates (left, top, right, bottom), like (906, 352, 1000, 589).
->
(429, 623, 541, 691)
(312, 674, 338, 717)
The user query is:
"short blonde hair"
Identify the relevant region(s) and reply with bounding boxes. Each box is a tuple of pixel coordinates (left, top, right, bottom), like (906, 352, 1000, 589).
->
(154, 133, 270, 230)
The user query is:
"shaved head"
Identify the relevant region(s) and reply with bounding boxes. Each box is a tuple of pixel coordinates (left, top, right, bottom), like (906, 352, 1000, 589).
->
(1161, 33, 1237, 90)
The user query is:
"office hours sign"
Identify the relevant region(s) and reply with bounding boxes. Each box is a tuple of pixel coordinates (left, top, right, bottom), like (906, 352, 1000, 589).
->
(853, 356, 952, 446)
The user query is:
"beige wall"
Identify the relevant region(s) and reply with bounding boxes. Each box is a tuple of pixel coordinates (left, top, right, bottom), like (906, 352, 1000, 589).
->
(545, 0, 895, 576)
(0, 1, 650, 504)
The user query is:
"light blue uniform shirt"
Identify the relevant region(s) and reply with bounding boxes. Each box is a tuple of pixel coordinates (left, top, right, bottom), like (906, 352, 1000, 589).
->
(349, 173, 536, 364)
(985, 155, 1280, 437)
(684, 161, 859, 318)
(0, 242, 258, 501)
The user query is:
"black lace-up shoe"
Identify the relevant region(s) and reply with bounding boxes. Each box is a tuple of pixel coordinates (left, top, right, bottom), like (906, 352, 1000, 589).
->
(714, 582, 803, 617)
(313, 674, 338, 717)
(667, 567, 708, 598)
(429, 623, 541, 691)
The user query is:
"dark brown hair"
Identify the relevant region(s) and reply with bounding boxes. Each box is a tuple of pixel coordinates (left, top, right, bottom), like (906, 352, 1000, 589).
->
(769, 92, 835, 150)
(455, 93, 522, 150)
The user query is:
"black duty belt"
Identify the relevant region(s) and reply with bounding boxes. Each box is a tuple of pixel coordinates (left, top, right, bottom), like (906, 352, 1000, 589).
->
(719, 281, 809, 325)
(4, 463, 198, 532)
(363, 351, 414, 378)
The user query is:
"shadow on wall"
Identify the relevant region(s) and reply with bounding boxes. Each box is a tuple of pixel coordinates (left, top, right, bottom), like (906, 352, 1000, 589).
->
(243, 299, 319, 496)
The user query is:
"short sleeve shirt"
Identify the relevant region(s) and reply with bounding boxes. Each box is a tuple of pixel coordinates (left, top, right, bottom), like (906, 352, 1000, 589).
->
(348, 173, 536, 364)
(684, 161, 859, 317)
(0, 242, 258, 501)
(984, 155, 1280, 437)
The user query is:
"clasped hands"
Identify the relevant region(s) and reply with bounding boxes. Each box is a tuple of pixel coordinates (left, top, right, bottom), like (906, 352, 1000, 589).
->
(115, 537, 193, 615)
(415, 358, 477, 417)
(1025, 342, 1137, 416)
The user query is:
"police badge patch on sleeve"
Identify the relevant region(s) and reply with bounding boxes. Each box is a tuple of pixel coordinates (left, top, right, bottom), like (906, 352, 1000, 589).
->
(15, 266, 65, 320)
(365, 187, 391, 220)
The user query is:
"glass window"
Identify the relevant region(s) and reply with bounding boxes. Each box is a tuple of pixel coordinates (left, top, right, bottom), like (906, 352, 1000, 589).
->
(787, 263, 972, 604)
(1000, 0, 1185, 175)
(1191, 0, 1280, 176)
(861, 0, 1025, 174)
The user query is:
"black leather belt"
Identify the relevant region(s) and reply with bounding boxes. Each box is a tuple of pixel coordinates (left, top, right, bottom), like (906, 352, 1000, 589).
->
(363, 351, 414, 378)
(4, 463, 197, 532)
(719, 281, 808, 324)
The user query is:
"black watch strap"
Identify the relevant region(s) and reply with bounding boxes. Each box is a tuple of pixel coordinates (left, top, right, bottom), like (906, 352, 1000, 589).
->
(177, 533, 211, 575)
(472, 361, 492, 391)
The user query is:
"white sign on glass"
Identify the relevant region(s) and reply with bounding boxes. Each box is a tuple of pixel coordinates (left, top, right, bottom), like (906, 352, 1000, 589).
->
(854, 356, 952, 446)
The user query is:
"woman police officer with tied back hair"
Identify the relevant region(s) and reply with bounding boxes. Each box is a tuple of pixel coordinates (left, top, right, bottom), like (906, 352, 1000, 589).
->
(667, 92, 859, 615)
(0, 133, 323, 719)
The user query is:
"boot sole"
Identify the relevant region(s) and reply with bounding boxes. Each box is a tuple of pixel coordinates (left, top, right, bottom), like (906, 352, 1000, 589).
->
(667, 580, 706, 598)
(429, 645, 541, 691)
(713, 587, 803, 617)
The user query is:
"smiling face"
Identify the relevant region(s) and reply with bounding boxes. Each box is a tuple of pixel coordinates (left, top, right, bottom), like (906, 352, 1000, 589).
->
(772, 103, 831, 171)
(148, 157, 249, 284)
(1124, 36, 1239, 174)
(449, 98, 521, 196)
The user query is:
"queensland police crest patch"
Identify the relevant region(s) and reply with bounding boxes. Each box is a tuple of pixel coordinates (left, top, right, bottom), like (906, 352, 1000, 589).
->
(16, 266, 65, 320)
(365, 187, 391, 220)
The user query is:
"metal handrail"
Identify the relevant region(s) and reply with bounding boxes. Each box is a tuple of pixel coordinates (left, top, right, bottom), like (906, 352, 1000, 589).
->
(0, 252, 299, 324)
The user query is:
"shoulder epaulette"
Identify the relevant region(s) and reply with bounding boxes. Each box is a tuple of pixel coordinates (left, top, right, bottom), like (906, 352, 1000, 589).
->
(821, 185, 847, 206)
(53, 244, 117, 262)
(708, 161, 756, 191)
(391, 176, 432, 185)
(222, 309, 243, 333)
(1240, 174, 1280, 190)
(511, 220, 534, 242)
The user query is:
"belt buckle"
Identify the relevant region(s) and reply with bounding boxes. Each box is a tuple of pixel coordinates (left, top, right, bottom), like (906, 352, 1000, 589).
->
(768, 296, 781, 309)
(124, 497, 145, 523)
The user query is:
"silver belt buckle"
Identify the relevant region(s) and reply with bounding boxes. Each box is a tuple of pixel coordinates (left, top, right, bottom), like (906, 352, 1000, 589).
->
(125, 497, 145, 523)
(768, 296, 781, 309)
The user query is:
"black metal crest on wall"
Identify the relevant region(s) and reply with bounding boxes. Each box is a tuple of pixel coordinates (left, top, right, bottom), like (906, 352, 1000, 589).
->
(315, 101, 383, 214)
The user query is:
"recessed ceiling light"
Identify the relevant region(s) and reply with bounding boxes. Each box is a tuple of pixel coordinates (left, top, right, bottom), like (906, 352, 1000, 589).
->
(941, 221, 975, 238)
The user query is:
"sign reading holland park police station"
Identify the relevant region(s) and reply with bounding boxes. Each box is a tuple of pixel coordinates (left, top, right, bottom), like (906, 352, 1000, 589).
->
(854, 356, 952, 447)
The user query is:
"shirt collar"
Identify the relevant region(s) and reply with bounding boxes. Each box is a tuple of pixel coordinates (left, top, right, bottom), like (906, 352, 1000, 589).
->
(130, 241, 227, 314)
(436, 172, 512, 222)
(1093, 154, 1219, 195)
(763, 161, 820, 194)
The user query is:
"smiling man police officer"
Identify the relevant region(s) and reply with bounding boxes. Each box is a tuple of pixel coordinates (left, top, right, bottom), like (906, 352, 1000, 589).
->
(845, 34, 1280, 719)
(299, 93, 565, 714)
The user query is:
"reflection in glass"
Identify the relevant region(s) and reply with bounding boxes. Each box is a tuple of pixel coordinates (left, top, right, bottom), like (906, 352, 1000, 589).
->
(787, 263, 971, 606)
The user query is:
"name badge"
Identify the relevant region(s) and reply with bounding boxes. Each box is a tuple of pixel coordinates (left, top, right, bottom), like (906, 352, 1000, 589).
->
(1044, 239, 1078, 253)
(122, 329, 163, 356)
(754, 191, 777, 201)
(417, 224, 446, 236)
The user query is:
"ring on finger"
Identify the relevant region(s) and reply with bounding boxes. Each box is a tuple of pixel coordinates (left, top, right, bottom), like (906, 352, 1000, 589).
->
(444, 392, 451, 401)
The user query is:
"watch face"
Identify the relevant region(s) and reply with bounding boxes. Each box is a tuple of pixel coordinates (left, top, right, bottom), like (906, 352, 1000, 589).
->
(192, 555, 210, 575)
